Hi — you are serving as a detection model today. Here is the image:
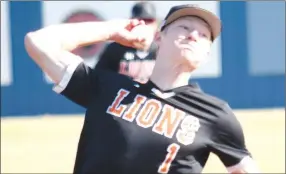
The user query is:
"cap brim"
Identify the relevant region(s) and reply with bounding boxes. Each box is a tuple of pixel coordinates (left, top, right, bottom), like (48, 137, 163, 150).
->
(164, 7, 221, 40)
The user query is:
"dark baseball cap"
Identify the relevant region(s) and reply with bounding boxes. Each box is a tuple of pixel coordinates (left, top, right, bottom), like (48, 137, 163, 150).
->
(160, 4, 221, 41)
(131, 1, 156, 19)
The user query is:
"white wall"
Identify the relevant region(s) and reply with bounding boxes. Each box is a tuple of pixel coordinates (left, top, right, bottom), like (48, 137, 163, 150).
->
(1, 1, 13, 86)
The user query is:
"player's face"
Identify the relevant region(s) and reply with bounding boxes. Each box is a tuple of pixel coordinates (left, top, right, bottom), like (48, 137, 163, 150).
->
(157, 16, 212, 71)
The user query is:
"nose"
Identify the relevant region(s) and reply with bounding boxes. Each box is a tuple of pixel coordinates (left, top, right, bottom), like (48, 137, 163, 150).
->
(187, 30, 200, 42)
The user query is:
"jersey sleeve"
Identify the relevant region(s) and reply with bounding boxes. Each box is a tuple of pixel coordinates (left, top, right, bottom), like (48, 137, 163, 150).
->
(53, 57, 101, 108)
(209, 104, 253, 172)
(95, 42, 121, 72)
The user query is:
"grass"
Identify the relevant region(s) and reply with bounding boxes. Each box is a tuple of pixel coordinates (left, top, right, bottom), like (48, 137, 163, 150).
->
(1, 108, 285, 173)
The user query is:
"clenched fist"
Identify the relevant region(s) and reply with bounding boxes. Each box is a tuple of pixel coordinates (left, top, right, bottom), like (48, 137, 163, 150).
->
(109, 19, 153, 50)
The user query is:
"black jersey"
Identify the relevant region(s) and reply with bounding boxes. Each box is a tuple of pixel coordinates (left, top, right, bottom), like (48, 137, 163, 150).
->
(53, 62, 251, 174)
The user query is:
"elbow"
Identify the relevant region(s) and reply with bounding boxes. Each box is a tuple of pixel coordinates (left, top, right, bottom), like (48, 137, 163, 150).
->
(24, 31, 39, 60)
(24, 32, 36, 49)
(24, 25, 75, 55)
(24, 31, 36, 41)
(24, 27, 58, 61)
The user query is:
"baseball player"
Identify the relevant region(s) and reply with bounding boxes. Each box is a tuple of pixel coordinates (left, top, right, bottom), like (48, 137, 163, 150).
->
(96, 1, 158, 83)
(24, 4, 260, 174)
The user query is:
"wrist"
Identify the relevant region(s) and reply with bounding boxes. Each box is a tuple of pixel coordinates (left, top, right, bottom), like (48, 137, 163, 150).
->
(105, 19, 137, 41)
(105, 20, 125, 41)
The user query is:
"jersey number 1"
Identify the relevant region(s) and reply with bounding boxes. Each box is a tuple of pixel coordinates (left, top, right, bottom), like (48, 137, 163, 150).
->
(158, 143, 180, 173)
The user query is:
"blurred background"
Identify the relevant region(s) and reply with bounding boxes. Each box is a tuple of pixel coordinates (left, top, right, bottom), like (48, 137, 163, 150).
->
(1, 1, 285, 173)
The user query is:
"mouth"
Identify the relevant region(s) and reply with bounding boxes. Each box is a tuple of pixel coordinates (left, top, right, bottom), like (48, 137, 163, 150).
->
(181, 45, 196, 51)
(180, 42, 197, 49)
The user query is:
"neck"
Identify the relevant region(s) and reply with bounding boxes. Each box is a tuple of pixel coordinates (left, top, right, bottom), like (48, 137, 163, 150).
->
(150, 63, 192, 91)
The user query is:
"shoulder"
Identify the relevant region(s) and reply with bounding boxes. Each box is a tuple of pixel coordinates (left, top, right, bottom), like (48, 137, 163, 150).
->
(201, 93, 236, 125)
(176, 84, 229, 110)
(193, 90, 246, 147)
(210, 101, 246, 146)
(180, 84, 240, 124)
(214, 103, 242, 130)
(197, 90, 239, 129)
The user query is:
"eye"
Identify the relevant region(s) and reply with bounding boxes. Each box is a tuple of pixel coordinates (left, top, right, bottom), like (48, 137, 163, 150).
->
(179, 25, 189, 30)
(200, 33, 211, 39)
(201, 33, 208, 38)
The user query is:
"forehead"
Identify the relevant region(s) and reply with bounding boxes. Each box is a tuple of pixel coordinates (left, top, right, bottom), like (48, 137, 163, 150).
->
(169, 16, 210, 29)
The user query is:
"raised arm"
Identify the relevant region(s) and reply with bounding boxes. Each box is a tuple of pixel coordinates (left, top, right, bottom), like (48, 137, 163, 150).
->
(24, 20, 146, 84)
(24, 19, 147, 107)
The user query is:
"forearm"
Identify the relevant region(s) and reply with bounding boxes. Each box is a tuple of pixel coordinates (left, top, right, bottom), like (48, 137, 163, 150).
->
(25, 21, 116, 52)
(230, 166, 260, 174)
(24, 21, 117, 83)
(228, 156, 260, 174)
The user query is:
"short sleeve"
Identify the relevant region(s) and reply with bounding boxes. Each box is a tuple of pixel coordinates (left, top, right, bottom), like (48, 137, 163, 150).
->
(53, 59, 101, 108)
(209, 104, 252, 170)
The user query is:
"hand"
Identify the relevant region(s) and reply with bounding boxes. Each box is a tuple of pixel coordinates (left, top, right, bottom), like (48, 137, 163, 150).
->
(109, 19, 150, 49)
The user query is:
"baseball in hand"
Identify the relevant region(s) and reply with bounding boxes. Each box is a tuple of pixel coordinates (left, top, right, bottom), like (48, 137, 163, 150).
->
(131, 24, 154, 50)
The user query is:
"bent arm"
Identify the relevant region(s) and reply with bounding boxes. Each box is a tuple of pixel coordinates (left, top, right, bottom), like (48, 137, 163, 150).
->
(228, 156, 260, 173)
(24, 21, 117, 84)
(210, 104, 261, 174)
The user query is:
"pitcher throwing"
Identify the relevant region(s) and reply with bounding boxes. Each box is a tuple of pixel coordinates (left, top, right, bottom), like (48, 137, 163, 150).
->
(24, 4, 260, 174)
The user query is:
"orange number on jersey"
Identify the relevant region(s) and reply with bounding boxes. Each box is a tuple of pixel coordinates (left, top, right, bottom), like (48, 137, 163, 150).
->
(158, 143, 180, 173)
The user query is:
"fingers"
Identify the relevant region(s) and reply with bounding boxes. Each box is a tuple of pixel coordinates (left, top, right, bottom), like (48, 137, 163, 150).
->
(127, 19, 145, 31)
(130, 19, 145, 26)
(111, 19, 149, 48)
(122, 29, 146, 43)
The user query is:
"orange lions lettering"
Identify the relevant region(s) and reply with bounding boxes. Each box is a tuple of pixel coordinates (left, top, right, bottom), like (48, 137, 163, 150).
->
(153, 105, 185, 138)
(106, 89, 200, 145)
(136, 99, 161, 128)
(123, 95, 146, 122)
(107, 89, 129, 117)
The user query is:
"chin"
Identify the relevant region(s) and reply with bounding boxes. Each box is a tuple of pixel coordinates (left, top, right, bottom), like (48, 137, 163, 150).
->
(184, 55, 206, 70)
(181, 55, 198, 65)
(180, 59, 199, 72)
(187, 62, 200, 71)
